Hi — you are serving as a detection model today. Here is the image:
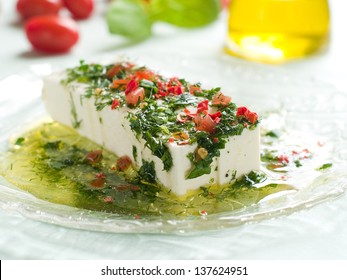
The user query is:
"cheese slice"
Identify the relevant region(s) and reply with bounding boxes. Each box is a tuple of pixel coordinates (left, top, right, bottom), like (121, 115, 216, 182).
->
(42, 68, 260, 196)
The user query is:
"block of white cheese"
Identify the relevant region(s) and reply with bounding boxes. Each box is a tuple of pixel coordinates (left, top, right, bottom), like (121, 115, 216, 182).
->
(42, 65, 260, 196)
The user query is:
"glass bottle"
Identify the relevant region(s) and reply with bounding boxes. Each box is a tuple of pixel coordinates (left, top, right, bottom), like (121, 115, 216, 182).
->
(225, 0, 330, 63)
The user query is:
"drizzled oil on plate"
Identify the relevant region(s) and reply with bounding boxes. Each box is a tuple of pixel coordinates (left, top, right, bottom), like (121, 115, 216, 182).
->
(0, 52, 346, 234)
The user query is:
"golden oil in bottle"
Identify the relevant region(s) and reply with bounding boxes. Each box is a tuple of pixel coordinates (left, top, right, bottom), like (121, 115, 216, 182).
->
(225, 0, 330, 63)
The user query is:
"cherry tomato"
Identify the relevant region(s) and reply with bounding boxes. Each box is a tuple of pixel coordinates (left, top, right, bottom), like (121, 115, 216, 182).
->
(62, 0, 94, 19)
(16, 0, 63, 20)
(25, 15, 79, 53)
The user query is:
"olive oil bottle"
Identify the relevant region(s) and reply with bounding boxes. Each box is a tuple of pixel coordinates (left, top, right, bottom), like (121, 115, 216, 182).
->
(226, 0, 330, 63)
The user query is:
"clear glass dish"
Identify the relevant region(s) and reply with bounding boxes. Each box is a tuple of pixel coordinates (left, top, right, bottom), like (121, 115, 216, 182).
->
(1, 52, 347, 234)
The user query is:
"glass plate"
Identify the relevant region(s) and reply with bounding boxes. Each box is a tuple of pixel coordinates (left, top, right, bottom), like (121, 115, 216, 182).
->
(1, 52, 347, 234)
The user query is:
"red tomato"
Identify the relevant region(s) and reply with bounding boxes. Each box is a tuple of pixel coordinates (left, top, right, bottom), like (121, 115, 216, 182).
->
(25, 15, 79, 53)
(125, 87, 145, 106)
(17, 0, 63, 20)
(62, 0, 94, 19)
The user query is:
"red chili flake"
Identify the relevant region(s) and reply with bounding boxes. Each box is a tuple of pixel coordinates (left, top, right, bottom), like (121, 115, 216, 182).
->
(85, 150, 103, 164)
(106, 62, 134, 80)
(130, 186, 140, 191)
(134, 214, 139, 219)
(197, 100, 209, 113)
(189, 85, 202, 95)
(213, 137, 219, 143)
(116, 185, 130, 191)
(167, 77, 181, 87)
(280, 175, 288, 180)
(116, 156, 132, 171)
(103, 196, 113, 203)
(278, 154, 289, 164)
(317, 141, 324, 147)
(184, 108, 191, 114)
(106, 64, 123, 79)
(167, 85, 184, 95)
(236, 106, 258, 124)
(112, 79, 130, 89)
(292, 150, 299, 155)
(245, 111, 258, 124)
(95, 172, 105, 179)
(200, 210, 208, 216)
(134, 69, 156, 81)
(243, 123, 248, 128)
(168, 137, 175, 143)
(183, 108, 196, 119)
(236, 106, 248, 116)
(302, 148, 310, 154)
(90, 177, 106, 188)
(209, 111, 221, 124)
(209, 111, 221, 120)
(125, 79, 139, 95)
(111, 98, 120, 110)
(194, 114, 218, 134)
(176, 112, 188, 123)
(212, 92, 231, 106)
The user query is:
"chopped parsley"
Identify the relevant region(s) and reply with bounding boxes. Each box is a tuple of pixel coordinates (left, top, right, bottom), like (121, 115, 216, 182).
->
(63, 60, 260, 179)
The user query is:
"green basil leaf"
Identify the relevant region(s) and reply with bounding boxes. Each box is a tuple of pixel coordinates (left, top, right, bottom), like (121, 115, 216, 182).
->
(106, 0, 153, 40)
(150, 0, 220, 27)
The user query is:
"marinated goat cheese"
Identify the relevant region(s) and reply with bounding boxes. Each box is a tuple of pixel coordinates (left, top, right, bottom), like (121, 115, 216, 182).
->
(42, 61, 260, 196)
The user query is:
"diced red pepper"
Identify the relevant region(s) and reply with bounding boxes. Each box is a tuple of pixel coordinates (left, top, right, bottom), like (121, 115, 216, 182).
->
(111, 79, 130, 89)
(134, 69, 156, 81)
(85, 150, 103, 164)
(167, 85, 185, 95)
(103, 196, 113, 203)
(212, 92, 231, 106)
(125, 79, 139, 95)
(130, 186, 140, 191)
(176, 112, 188, 123)
(236, 106, 258, 124)
(278, 154, 289, 164)
(116, 155, 132, 171)
(193, 114, 217, 134)
(236, 106, 249, 117)
(106, 62, 134, 79)
(245, 111, 258, 124)
(209, 111, 222, 123)
(95, 172, 106, 179)
(90, 177, 106, 188)
(125, 87, 145, 106)
(116, 185, 130, 191)
(167, 77, 181, 87)
(106, 64, 123, 79)
(111, 98, 120, 110)
(197, 100, 209, 113)
(189, 85, 202, 95)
